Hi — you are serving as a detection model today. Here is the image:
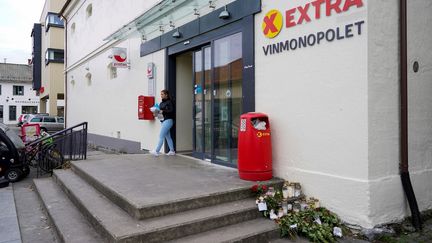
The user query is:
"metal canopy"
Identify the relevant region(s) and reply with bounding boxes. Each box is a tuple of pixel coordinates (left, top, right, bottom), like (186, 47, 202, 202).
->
(103, 0, 221, 41)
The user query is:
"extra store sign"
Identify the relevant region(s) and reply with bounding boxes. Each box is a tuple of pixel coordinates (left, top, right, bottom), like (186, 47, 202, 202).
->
(261, 0, 365, 56)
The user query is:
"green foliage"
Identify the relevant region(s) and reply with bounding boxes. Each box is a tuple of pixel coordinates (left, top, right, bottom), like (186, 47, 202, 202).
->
(255, 187, 342, 243)
(278, 208, 341, 243)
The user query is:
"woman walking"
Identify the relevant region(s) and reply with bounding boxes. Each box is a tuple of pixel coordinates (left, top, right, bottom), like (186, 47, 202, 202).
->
(151, 90, 175, 156)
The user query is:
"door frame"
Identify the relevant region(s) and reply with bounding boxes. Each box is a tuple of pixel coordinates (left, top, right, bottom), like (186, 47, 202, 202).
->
(166, 16, 255, 167)
(192, 45, 212, 160)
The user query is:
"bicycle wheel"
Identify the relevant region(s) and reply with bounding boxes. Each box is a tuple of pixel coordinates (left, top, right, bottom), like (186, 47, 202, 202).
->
(41, 148, 64, 173)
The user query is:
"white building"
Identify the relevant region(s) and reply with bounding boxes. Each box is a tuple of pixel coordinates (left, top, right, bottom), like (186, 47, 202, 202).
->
(0, 63, 40, 125)
(61, 0, 431, 229)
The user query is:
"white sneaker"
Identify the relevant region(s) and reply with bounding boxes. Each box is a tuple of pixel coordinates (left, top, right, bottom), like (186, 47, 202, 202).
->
(166, 151, 176, 156)
(149, 150, 159, 156)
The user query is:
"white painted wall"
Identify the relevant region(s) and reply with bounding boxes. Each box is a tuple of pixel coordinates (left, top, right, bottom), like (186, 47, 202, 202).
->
(256, 0, 432, 228)
(255, 0, 370, 226)
(367, 0, 432, 227)
(406, 0, 432, 217)
(0, 82, 40, 124)
(65, 0, 159, 67)
(65, 0, 168, 149)
(64, 0, 235, 150)
(67, 35, 165, 149)
(367, 0, 403, 227)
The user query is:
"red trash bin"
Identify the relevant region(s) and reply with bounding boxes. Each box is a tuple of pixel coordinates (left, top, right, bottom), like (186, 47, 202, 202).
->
(238, 112, 272, 181)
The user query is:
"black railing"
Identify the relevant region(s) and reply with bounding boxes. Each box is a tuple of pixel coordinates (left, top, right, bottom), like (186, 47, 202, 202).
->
(50, 122, 88, 161)
(26, 122, 88, 176)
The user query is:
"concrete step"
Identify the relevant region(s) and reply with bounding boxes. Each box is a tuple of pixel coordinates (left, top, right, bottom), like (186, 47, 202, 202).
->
(169, 218, 280, 243)
(52, 169, 267, 242)
(33, 178, 104, 243)
(71, 160, 284, 220)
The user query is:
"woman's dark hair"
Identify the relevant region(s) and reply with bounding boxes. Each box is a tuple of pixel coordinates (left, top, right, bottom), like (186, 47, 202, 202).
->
(161, 89, 171, 99)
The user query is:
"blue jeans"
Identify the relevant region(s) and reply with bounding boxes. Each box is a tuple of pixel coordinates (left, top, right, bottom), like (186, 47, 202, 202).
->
(155, 119, 174, 152)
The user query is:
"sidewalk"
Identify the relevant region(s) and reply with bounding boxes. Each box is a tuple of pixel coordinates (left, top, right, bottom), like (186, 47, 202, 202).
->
(0, 185, 22, 243)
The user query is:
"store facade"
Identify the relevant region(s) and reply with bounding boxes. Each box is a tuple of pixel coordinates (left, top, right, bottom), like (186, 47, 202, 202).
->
(62, 0, 431, 228)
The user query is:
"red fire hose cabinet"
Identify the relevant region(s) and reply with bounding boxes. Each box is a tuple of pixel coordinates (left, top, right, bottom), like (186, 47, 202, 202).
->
(238, 112, 272, 181)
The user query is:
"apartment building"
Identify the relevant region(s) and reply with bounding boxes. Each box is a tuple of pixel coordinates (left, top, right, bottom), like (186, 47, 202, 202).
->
(32, 0, 66, 117)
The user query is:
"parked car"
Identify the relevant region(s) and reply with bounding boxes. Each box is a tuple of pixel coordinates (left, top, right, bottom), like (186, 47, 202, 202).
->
(18, 113, 49, 127)
(26, 116, 64, 133)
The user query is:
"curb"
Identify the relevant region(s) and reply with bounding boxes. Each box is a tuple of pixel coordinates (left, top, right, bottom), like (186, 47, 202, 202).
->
(0, 185, 22, 243)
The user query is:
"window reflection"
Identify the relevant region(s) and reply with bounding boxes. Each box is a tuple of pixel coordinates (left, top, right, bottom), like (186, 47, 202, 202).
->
(214, 32, 242, 164)
(194, 51, 203, 153)
(45, 13, 64, 32)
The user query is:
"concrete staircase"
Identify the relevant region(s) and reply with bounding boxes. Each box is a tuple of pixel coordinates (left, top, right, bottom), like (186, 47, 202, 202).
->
(34, 156, 284, 243)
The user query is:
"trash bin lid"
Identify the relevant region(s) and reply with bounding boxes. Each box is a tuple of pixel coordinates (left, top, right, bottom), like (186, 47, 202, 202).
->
(240, 112, 268, 118)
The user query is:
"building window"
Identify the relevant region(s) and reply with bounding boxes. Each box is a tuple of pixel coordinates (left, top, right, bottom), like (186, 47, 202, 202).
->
(45, 12, 64, 32)
(9, 106, 16, 121)
(0, 85, 2, 95)
(45, 48, 64, 65)
(86, 4, 93, 18)
(13, 86, 24, 96)
(22, 106, 38, 114)
(0, 105, 3, 121)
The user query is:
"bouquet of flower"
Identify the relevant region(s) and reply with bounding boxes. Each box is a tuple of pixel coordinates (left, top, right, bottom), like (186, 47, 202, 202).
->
(251, 184, 268, 196)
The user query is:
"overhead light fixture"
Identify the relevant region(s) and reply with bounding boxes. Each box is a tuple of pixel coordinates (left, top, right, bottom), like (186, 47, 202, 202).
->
(219, 5, 230, 19)
(172, 28, 181, 38)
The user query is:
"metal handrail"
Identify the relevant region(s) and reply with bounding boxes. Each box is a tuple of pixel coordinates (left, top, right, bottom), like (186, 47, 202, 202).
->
(27, 122, 88, 161)
(25, 122, 88, 177)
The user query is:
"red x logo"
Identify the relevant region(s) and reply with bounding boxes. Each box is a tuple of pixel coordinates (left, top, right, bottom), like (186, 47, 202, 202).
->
(262, 10, 282, 38)
(263, 13, 278, 35)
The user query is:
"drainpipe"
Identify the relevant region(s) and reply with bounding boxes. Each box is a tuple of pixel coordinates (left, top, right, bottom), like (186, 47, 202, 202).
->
(59, 0, 71, 127)
(399, 0, 422, 231)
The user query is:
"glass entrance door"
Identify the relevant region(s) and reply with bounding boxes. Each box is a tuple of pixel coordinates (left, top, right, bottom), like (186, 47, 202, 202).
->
(192, 32, 243, 166)
(193, 46, 212, 160)
(213, 32, 242, 166)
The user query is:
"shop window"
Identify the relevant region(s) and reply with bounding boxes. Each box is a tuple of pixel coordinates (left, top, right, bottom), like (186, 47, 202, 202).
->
(45, 48, 64, 65)
(45, 12, 64, 32)
(22, 106, 38, 114)
(86, 4, 93, 18)
(9, 106, 16, 121)
(13, 86, 24, 96)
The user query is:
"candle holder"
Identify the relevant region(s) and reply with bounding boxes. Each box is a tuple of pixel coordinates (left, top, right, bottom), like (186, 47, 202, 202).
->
(294, 183, 302, 197)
